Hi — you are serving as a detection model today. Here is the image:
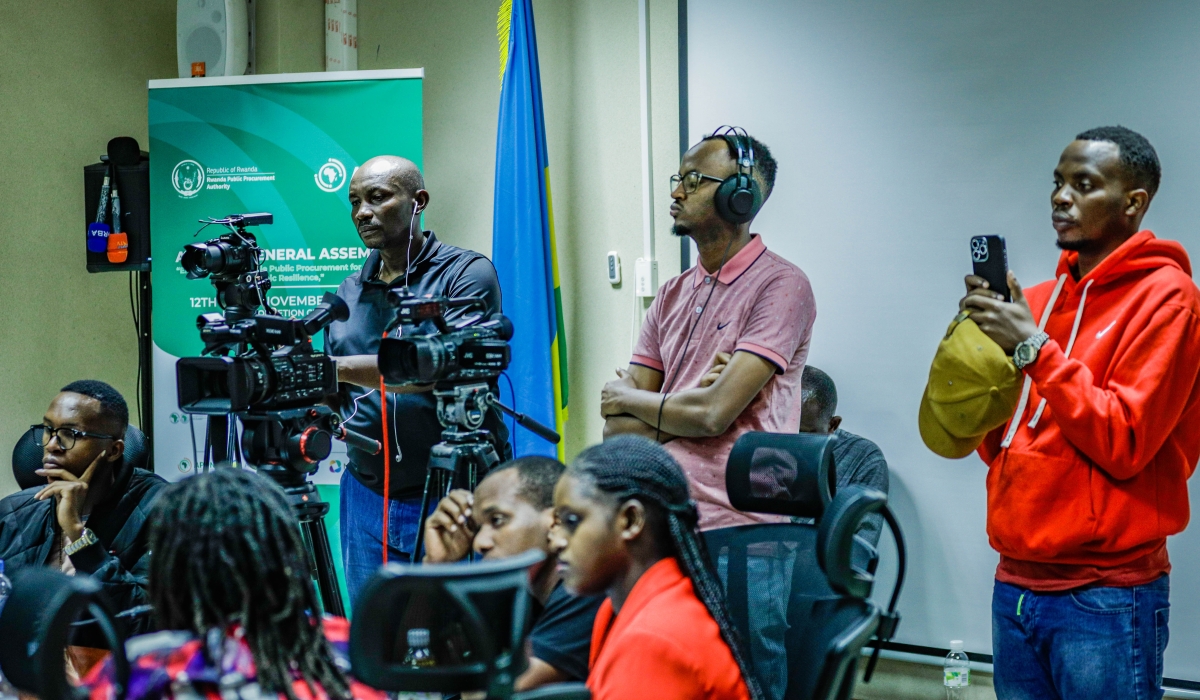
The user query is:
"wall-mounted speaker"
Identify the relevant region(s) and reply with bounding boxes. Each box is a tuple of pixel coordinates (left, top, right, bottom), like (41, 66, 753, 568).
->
(177, 0, 250, 78)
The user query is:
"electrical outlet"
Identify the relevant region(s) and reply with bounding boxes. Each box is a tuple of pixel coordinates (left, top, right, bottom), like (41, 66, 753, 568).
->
(635, 258, 658, 297)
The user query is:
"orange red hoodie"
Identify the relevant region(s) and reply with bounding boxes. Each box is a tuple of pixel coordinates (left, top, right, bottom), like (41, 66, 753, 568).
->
(978, 230, 1200, 590)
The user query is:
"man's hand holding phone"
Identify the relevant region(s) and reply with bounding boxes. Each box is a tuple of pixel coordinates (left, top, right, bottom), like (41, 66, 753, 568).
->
(959, 270, 1039, 354)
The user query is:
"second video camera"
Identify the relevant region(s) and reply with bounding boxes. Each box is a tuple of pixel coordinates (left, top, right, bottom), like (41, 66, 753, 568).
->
(378, 292, 512, 386)
(177, 293, 349, 414)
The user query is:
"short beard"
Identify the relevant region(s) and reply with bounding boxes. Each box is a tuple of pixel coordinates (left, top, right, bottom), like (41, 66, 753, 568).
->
(671, 223, 691, 238)
(1055, 235, 1106, 254)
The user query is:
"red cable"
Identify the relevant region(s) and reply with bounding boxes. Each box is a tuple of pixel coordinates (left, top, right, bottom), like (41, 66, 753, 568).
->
(379, 370, 391, 565)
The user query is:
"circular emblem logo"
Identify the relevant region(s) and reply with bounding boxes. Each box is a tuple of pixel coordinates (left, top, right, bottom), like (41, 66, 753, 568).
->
(172, 159, 205, 198)
(315, 158, 348, 192)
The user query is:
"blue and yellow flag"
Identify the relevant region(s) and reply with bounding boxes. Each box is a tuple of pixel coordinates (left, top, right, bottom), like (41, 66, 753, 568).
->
(493, 0, 568, 460)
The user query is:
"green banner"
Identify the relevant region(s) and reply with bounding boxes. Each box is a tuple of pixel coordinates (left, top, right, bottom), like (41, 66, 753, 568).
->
(148, 70, 423, 483)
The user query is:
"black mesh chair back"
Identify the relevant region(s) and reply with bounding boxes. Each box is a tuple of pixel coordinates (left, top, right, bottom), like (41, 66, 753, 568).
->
(704, 522, 879, 700)
(709, 432, 906, 700)
(12, 424, 151, 491)
(349, 549, 589, 700)
(0, 567, 130, 700)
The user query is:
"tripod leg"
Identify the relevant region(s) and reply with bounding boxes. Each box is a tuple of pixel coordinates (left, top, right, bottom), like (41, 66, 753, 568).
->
(412, 468, 437, 563)
(209, 415, 230, 464)
(302, 517, 346, 618)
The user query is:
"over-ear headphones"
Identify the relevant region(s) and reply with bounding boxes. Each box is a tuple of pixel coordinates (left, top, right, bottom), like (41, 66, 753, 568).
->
(711, 125, 762, 224)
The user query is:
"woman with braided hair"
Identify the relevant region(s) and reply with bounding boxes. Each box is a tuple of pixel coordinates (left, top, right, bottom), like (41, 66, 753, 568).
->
(84, 469, 383, 700)
(549, 434, 764, 700)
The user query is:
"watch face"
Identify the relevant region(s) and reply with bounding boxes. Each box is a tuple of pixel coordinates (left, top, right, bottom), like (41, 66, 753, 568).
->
(1015, 344, 1033, 366)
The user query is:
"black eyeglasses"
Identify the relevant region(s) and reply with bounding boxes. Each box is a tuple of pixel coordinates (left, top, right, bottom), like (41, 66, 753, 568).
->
(33, 425, 118, 451)
(669, 170, 726, 195)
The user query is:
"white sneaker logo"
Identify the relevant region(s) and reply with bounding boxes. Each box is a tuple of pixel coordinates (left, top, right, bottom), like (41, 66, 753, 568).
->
(1096, 320, 1117, 339)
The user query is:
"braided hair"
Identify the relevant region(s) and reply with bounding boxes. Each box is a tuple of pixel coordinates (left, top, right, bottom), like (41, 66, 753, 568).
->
(147, 469, 351, 700)
(569, 435, 766, 700)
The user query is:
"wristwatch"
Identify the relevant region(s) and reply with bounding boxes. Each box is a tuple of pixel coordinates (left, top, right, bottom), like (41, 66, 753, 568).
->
(64, 528, 99, 557)
(1012, 331, 1050, 370)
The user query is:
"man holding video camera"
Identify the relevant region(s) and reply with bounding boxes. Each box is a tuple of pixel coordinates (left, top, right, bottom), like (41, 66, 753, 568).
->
(327, 155, 510, 601)
(961, 127, 1200, 699)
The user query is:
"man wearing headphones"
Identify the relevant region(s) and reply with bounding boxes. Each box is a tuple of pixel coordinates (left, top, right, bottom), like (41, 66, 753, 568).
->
(327, 155, 510, 602)
(601, 129, 815, 531)
(600, 131, 814, 700)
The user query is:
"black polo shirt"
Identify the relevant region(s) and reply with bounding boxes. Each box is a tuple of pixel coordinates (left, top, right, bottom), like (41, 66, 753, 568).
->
(325, 231, 510, 498)
(529, 582, 604, 681)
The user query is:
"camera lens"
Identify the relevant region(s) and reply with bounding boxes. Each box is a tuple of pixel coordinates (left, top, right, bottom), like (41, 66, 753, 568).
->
(181, 238, 255, 280)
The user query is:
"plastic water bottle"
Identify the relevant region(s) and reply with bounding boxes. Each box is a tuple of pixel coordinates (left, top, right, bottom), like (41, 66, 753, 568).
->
(397, 628, 440, 700)
(0, 560, 16, 700)
(944, 639, 970, 698)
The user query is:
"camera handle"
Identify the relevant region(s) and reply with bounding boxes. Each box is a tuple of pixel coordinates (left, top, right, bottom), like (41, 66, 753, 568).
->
(481, 393, 561, 444)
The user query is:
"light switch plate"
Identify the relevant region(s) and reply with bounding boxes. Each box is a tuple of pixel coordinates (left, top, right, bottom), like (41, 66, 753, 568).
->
(606, 251, 621, 285)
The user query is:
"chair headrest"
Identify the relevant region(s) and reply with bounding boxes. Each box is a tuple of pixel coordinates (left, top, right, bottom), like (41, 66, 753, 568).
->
(350, 549, 543, 696)
(725, 432, 837, 518)
(12, 424, 150, 491)
(817, 485, 888, 599)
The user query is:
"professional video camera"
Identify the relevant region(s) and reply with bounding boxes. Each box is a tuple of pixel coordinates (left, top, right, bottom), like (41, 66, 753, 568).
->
(375, 290, 562, 557)
(378, 289, 512, 386)
(177, 292, 348, 414)
(180, 212, 274, 321)
(174, 212, 377, 618)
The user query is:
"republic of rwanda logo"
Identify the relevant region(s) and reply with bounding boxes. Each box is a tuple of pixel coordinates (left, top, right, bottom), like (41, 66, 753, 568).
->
(315, 158, 348, 192)
(172, 159, 205, 198)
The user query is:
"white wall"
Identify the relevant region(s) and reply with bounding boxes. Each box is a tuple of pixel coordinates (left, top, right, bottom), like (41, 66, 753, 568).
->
(688, 0, 1200, 682)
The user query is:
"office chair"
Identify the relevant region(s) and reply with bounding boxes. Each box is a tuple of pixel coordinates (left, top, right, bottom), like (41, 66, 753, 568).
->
(0, 566, 130, 700)
(12, 424, 150, 491)
(350, 549, 589, 700)
(704, 432, 906, 700)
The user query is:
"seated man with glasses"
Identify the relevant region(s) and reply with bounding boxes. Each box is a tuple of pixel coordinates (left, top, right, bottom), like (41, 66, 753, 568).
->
(0, 380, 166, 633)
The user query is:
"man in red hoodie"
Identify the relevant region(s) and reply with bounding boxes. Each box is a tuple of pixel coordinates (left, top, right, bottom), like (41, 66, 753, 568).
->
(961, 126, 1200, 700)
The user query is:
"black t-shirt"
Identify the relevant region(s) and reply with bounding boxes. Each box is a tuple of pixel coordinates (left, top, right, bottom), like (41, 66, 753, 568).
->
(325, 231, 511, 498)
(529, 582, 603, 682)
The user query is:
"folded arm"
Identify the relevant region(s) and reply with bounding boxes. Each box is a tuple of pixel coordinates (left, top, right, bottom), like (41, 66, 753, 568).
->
(602, 364, 676, 442)
(602, 351, 777, 438)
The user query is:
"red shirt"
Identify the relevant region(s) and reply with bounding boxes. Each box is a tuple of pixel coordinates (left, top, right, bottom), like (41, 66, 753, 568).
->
(632, 234, 816, 529)
(588, 558, 751, 700)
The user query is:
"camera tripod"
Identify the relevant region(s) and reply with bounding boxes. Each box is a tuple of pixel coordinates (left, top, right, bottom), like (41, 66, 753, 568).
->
(204, 406, 380, 618)
(411, 382, 562, 559)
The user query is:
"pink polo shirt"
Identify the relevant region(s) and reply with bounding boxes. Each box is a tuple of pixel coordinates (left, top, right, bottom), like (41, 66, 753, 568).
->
(632, 234, 816, 529)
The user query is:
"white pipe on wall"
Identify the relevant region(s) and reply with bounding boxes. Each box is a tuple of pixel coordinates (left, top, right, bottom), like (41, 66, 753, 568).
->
(636, 0, 659, 297)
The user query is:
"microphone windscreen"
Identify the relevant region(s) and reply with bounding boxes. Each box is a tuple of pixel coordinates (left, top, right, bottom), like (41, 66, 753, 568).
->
(87, 223, 110, 254)
(106, 137, 141, 167)
(106, 232, 129, 263)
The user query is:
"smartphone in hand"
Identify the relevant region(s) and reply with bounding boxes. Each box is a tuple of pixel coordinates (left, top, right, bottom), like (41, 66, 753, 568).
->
(971, 235, 1010, 302)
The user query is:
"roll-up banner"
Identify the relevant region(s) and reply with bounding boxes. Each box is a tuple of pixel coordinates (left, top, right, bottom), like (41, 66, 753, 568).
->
(147, 69, 423, 484)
